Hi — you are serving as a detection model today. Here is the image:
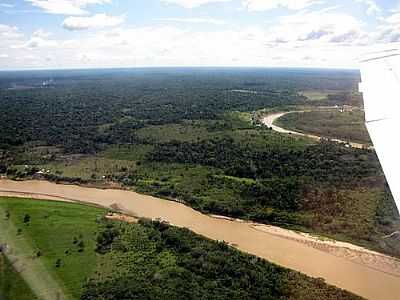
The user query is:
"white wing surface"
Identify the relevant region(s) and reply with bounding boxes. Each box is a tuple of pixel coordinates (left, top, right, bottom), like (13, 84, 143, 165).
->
(359, 49, 400, 212)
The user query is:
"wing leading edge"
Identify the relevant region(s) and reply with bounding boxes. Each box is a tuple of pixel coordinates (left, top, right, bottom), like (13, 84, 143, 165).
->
(360, 49, 400, 213)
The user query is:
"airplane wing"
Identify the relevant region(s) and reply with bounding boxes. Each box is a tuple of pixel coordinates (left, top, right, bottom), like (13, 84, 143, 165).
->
(359, 49, 400, 212)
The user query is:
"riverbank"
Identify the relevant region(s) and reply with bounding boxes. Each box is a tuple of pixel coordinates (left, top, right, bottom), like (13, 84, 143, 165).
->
(1, 179, 399, 300)
(261, 111, 369, 149)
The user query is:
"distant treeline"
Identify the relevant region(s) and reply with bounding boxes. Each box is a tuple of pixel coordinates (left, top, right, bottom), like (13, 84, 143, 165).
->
(0, 69, 359, 153)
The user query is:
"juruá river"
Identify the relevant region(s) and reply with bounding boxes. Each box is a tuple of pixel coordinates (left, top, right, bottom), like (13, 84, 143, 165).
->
(261, 111, 368, 149)
(1, 179, 400, 300)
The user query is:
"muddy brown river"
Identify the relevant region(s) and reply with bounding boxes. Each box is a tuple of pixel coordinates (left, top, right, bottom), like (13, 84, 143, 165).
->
(1, 179, 400, 300)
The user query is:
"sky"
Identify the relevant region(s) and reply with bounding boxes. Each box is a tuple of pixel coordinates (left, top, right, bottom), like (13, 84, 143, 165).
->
(0, 0, 400, 70)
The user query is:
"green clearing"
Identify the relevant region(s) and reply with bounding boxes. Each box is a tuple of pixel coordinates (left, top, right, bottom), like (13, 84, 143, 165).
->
(0, 197, 105, 299)
(0, 255, 38, 300)
(276, 109, 371, 144)
(39, 157, 137, 180)
(300, 90, 335, 101)
(221, 111, 253, 128)
(100, 144, 153, 161)
(135, 111, 253, 144)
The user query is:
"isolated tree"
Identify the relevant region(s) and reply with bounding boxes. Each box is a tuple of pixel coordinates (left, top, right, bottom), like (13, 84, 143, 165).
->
(23, 214, 31, 225)
(78, 240, 85, 252)
(55, 258, 62, 268)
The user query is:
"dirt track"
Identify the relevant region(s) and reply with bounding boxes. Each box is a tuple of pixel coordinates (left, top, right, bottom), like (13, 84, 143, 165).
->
(1, 179, 400, 300)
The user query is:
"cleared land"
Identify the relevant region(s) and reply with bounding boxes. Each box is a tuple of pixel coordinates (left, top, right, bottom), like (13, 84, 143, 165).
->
(0, 255, 38, 300)
(301, 90, 334, 101)
(0, 197, 104, 299)
(39, 157, 137, 181)
(0, 197, 362, 300)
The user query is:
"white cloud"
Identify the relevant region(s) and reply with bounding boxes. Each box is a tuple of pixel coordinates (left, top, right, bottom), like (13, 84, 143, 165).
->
(355, 0, 381, 15)
(242, 0, 321, 12)
(20, 37, 58, 49)
(5, 28, 56, 50)
(266, 11, 365, 45)
(160, 0, 231, 9)
(373, 12, 400, 43)
(62, 13, 125, 30)
(32, 28, 52, 38)
(0, 22, 366, 69)
(26, 0, 111, 15)
(155, 17, 226, 25)
(3, 4, 400, 70)
(0, 24, 24, 40)
(386, 12, 400, 24)
(0, 3, 14, 8)
(0, 24, 25, 50)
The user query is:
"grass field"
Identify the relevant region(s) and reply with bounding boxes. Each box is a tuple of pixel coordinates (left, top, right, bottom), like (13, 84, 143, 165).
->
(39, 157, 137, 180)
(0, 255, 38, 300)
(276, 109, 371, 144)
(0, 198, 105, 299)
(100, 144, 153, 161)
(300, 90, 334, 101)
(135, 111, 253, 144)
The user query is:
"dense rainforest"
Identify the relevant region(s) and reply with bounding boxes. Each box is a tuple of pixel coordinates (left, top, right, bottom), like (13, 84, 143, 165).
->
(0, 68, 358, 153)
(1, 68, 399, 258)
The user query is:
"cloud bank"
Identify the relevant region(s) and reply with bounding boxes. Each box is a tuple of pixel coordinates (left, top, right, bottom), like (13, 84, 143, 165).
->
(26, 0, 111, 15)
(62, 13, 125, 30)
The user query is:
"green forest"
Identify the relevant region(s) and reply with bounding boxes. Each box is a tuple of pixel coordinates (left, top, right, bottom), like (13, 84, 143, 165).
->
(1, 68, 399, 260)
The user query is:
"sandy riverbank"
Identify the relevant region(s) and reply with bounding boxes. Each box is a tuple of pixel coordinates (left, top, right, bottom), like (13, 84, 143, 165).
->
(261, 111, 367, 149)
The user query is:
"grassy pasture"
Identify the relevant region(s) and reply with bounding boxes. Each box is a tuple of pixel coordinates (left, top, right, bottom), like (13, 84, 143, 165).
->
(39, 157, 137, 180)
(0, 197, 105, 299)
(300, 90, 336, 101)
(0, 255, 38, 300)
(100, 144, 153, 161)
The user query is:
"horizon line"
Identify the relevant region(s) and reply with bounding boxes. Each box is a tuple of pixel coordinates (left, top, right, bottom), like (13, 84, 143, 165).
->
(0, 65, 360, 72)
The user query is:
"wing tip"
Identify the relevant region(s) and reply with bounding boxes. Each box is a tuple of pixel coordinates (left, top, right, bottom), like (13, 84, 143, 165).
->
(360, 49, 400, 63)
